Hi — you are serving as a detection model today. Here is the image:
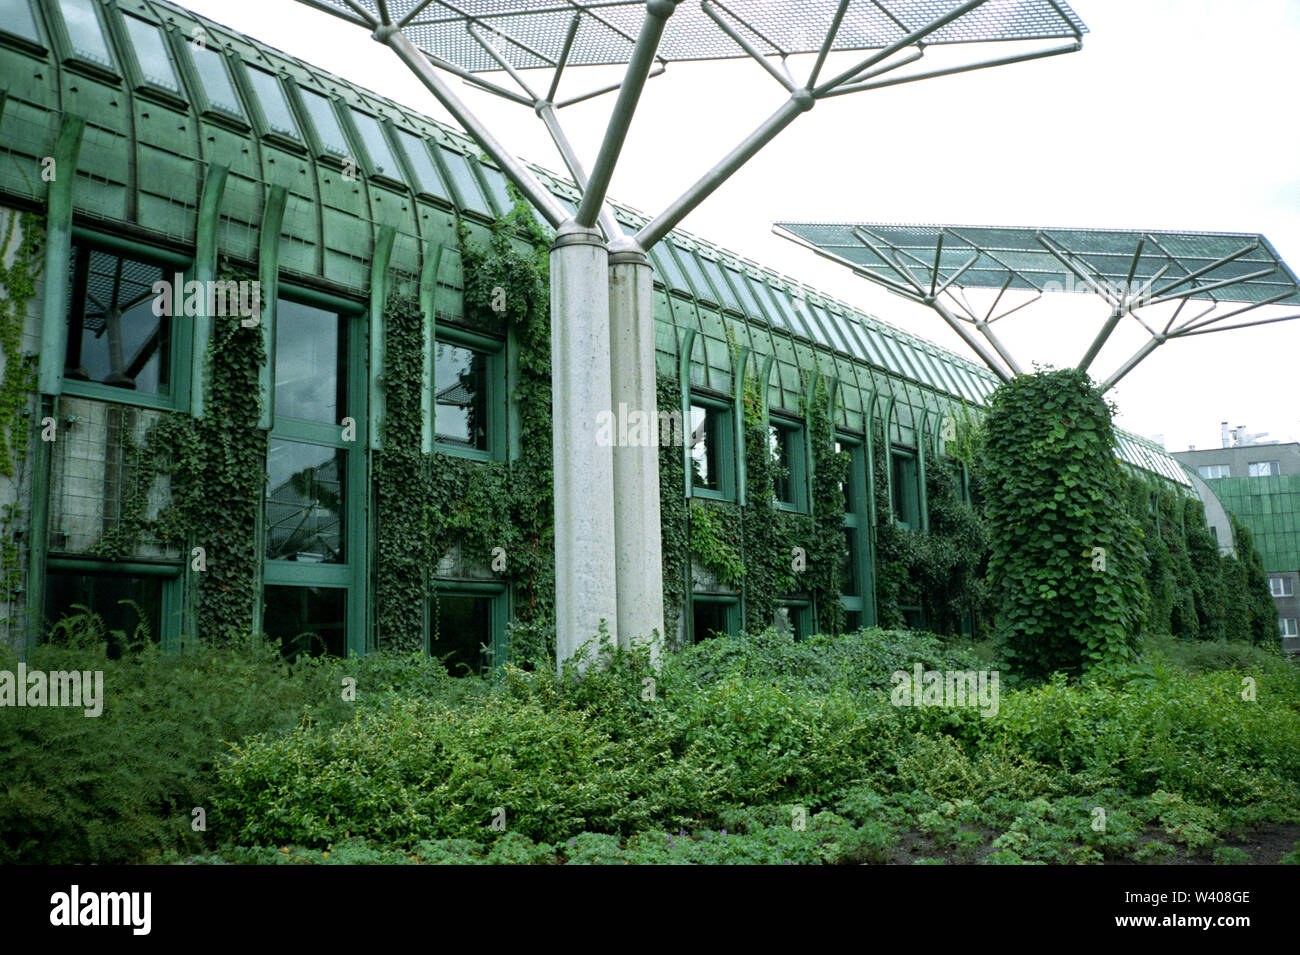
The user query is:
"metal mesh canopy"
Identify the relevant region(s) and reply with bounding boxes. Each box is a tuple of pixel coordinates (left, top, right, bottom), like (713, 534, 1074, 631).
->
(775, 222, 1300, 306)
(299, 0, 1085, 72)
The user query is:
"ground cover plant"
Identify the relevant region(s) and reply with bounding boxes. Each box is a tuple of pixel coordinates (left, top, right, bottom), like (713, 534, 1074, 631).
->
(3, 617, 1297, 865)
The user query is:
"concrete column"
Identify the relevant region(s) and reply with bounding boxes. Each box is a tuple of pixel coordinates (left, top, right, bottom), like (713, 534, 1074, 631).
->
(551, 223, 617, 671)
(608, 240, 664, 666)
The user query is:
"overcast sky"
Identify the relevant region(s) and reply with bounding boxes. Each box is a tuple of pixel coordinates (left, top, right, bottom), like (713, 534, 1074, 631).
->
(177, 0, 1300, 453)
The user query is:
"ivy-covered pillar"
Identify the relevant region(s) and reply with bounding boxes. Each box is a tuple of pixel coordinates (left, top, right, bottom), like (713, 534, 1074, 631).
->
(551, 223, 617, 670)
(608, 241, 663, 662)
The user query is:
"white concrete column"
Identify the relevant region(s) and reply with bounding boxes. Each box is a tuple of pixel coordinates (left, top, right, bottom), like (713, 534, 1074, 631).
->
(551, 223, 618, 671)
(608, 241, 664, 666)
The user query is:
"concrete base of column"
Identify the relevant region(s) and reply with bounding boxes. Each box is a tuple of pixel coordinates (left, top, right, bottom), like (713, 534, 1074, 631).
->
(609, 242, 665, 667)
(551, 223, 617, 672)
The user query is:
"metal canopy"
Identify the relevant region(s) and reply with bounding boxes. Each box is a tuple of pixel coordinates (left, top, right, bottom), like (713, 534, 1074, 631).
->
(775, 220, 1300, 391)
(300, 1, 1086, 72)
(295, 1, 1087, 239)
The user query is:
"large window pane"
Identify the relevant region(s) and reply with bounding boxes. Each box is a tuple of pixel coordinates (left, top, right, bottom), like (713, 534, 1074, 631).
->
(350, 109, 401, 180)
(299, 87, 349, 156)
(0, 0, 41, 44)
(433, 591, 494, 675)
(65, 246, 170, 396)
(57, 0, 112, 66)
(690, 404, 721, 492)
(479, 164, 515, 214)
(122, 15, 179, 91)
(395, 130, 449, 199)
(264, 584, 345, 659)
(45, 571, 162, 656)
(698, 257, 744, 313)
(692, 599, 733, 643)
(266, 440, 346, 563)
(437, 147, 491, 214)
(274, 300, 344, 424)
(434, 340, 489, 451)
(190, 44, 243, 116)
(247, 67, 298, 137)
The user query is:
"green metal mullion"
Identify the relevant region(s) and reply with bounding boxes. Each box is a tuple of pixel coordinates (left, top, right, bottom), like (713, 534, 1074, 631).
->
(917, 410, 930, 533)
(351, 278, 373, 657)
(191, 163, 229, 420)
(368, 224, 396, 451)
(257, 184, 288, 431)
(731, 346, 750, 506)
(881, 394, 896, 523)
(37, 114, 84, 396)
(25, 396, 55, 651)
(420, 241, 443, 455)
(678, 327, 696, 499)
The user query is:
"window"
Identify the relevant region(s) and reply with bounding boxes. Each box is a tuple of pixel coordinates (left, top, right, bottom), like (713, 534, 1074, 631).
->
(1249, 461, 1281, 477)
(892, 449, 921, 529)
(350, 108, 402, 181)
(689, 398, 734, 499)
(1269, 576, 1293, 598)
(65, 245, 171, 398)
(773, 601, 813, 641)
(266, 440, 345, 563)
(838, 435, 869, 625)
(0, 0, 41, 45)
(1280, 618, 1299, 638)
(437, 147, 492, 215)
(298, 87, 350, 157)
(675, 248, 715, 302)
(44, 566, 175, 656)
(769, 417, 807, 511)
(246, 67, 299, 138)
(697, 257, 744, 313)
(433, 330, 502, 460)
(264, 293, 365, 658)
(274, 299, 345, 424)
(395, 129, 450, 200)
(56, 0, 113, 67)
(431, 584, 507, 675)
(120, 15, 181, 93)
(647, 245, 691, 293)
(691, 595, 737, 644)
(477, 163, 516, 216)
(189, 44, 244, 117)
(1197, 464, 1230, 479)
(264, 584, 345, 660)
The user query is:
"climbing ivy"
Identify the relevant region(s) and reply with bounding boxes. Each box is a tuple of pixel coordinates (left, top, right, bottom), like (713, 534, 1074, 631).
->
(982, 368, 1148, 676)
(0, 212, 42, 614)
(657, 374, 688, 648)
(804, 377, 848, 635)
(372, 192, 555, 666)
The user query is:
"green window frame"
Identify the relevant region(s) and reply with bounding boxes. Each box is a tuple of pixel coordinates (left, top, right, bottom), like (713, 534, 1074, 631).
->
(48, 0, 117, 77)
(688, 393, 735, 501)
(769, 414, 808, 512)
(346, 107, 405, 185)
(837, 434, 872, 626)
(774, 599, 813, 641)
(61, 234, 195, 413)
(242, 64, 303, 145)
(112, 10, 185, 104)
(44, 557, 183, 652)
(435, 145, 492, 217)
(891, 447, 921, 530)
(0, 0, 44, 51)
(690, 593, 739, 644)
(394, 128, 451, 202)
(263, 286, 368, 658)
(431, 580, 508, 674)
(432, 323, 506, 463)
(179, 39, 248, 125)
(293, 83, 351, 160)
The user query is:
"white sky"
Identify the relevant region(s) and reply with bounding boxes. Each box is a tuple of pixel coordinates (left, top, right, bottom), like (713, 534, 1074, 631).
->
(177, 0, 1300, 453)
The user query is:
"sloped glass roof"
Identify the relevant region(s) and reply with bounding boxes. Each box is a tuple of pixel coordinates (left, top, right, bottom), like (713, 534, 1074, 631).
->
(297, 0, 1084, 72)
(776, 222, 1300, 306)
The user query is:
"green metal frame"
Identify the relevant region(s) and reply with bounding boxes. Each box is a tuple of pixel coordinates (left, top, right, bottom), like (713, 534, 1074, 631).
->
(45, 556, 184, 651)
(686, 391, 735, 502)
(431, 577, 508, 670)
(688, 591, 739, 644)
(262, 281, 369, 657)
(431, 321, 507, 463)
(190, 162, 229, 420)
